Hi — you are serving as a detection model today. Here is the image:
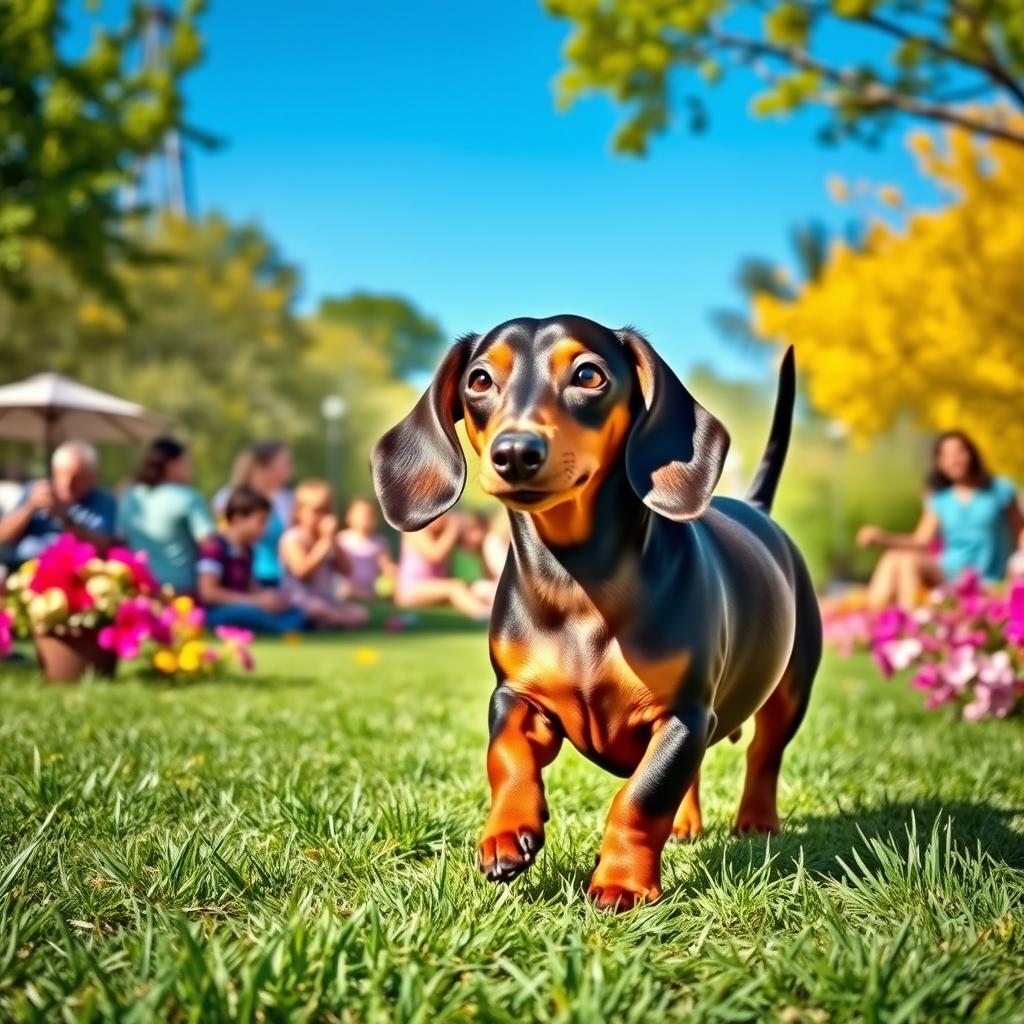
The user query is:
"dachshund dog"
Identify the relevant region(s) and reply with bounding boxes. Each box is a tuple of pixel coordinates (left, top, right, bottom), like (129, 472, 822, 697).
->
(371, 315, 822, 911)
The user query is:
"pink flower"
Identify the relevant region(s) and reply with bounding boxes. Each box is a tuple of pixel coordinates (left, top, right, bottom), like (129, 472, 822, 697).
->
(940, 645, 978, 693)
(1006, 583, 1024, 646)
(953, 569, 983, 599)
(29, 534, 96, 612)
(106, 546, 160, 594)
(215, 626, 255, 671)
(0, 611, 12, 657)
(962, 679, 1017, 721)
(873, 636, 923, 678)
(872, 607, 912, 645)
(912, 663, 941, 691)
(925, 684, 957, 710)
(98, 597, 167, 659)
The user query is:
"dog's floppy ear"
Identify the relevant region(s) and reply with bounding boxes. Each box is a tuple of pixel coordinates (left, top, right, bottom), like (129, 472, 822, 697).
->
(619, 328, 730, 522)
(371, 335, 474, 531)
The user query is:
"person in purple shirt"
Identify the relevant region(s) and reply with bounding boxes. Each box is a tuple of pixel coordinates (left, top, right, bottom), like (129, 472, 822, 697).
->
(196, 485, 305, 635)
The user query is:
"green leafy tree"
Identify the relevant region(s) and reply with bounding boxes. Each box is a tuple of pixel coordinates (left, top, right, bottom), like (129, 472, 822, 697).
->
(317, 292, 445, 379)
(545, 0, 1024, 153)
(0, 0, 205, 298)
(0, 216, 318, 491)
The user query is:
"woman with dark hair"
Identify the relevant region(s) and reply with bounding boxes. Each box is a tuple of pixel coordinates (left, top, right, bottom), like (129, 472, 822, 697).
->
(858, 431, 1024, 608)
(118, 437, 215, 593)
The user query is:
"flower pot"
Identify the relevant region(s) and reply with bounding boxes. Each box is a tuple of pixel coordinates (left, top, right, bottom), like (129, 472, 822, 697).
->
(34, 630, 118, 683)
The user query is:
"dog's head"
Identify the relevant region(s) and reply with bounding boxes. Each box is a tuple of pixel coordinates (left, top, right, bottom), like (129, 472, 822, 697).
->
(371, 315, 729, 535)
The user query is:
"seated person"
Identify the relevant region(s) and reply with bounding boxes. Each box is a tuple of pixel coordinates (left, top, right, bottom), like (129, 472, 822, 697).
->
(482, 509, 511, 580)
(279, 480, 368, 629)
(452, 510, 499, 607)
(0, 441, 116, 566)
(396, 510, 491, 620)
(858, 430, 1024, 609)
(337, 497, 396, 601)
(118, 437, 215, 595)
(196, 485, 306, 635)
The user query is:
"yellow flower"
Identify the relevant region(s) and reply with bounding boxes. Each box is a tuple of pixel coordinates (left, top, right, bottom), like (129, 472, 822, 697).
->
(354, 647, 380, 666)
(172, 595, 195, 616)
(85, 576, 115, 600)
(177, 640, 208, 673)
(153, 649, 178, 674)
(104, 560, 132, 583)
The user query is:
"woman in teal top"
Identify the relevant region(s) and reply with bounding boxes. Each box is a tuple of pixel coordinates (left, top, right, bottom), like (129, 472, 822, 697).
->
(118, 438, 216, 594)
(858, 431, 1024, 609)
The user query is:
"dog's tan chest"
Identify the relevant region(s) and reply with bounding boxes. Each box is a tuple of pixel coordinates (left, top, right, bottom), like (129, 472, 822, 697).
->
(491, 627, 688, 773)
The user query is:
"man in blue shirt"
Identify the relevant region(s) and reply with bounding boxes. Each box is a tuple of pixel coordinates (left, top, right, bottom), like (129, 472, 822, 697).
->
(0, 441, 117, 566)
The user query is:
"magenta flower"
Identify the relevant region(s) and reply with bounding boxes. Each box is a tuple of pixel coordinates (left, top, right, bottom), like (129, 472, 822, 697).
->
(0, 610, 12, 657)
(953, 569, 983, 599)
(940, 645, 979, 693)
(106, 546, 160, 594)
(872, 607, 912, 644)
(912, 663, 941, 691)
(29, 534, 96, 612)
(98, 597, 166, 659)
(1006, 583, 1024, 646)
(215, 626, 255, 671)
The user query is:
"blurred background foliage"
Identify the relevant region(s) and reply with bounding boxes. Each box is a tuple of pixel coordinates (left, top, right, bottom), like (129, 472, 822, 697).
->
(2, 0, 1021, 589)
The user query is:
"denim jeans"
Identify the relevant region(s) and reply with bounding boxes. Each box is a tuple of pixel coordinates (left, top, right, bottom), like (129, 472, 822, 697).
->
(204, 603, 307, 635)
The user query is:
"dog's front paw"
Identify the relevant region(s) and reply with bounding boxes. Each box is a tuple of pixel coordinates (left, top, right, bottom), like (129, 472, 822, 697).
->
(587, 858, 661, 912)
(477, 825, 543, 883)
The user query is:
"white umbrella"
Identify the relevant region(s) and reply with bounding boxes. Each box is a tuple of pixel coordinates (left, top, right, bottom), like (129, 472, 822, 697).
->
(0, 373, 167, 448)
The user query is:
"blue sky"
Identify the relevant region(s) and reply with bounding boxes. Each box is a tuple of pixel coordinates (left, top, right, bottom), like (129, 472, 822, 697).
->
(80, 1, 939, 378)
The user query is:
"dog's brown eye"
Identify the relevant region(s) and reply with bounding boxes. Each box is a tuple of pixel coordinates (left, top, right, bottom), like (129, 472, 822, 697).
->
(572, 363, 606, 390)
(468, 369, 493, 394)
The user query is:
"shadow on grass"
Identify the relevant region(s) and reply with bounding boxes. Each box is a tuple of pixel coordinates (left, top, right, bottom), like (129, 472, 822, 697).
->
(683, 798, 1024, 880)
(512, 798, 1024, 904)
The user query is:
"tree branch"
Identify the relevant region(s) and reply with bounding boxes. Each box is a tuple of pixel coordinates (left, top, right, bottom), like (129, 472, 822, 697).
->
(710, 29, 1024, 147)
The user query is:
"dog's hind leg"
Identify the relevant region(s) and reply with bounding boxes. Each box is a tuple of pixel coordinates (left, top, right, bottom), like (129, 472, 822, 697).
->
(670, 770, 702, 841)
(735, 563, 821, 835)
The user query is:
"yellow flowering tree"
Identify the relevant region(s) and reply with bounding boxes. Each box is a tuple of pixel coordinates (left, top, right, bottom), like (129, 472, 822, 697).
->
(755, 121, 1024, 476)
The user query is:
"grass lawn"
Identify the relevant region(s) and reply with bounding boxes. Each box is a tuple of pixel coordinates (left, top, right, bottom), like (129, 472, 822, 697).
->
(1, 615, 1023, 1022)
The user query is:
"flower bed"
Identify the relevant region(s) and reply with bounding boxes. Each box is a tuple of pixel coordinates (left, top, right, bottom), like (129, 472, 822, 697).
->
(824, 572, 1024, 721)
(1, 535, 253, 681)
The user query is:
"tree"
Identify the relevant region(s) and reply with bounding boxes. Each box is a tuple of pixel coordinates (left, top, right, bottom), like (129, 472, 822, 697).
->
(0, 0, 205, 299)
(545, 0, 1024, 153)
(0, 215, 319, 490)
(754, 119, 1024, 476)
(317, 292, 445, 379)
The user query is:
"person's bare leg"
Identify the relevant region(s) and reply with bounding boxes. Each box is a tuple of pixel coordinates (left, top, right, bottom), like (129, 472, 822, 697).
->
(896, 553, 942, 610)
(867, 550, 902, 610)
(397, 578, 490, 619)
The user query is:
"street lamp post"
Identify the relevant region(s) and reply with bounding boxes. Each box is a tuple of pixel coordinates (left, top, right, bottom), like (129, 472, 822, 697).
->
(321, 394, 347, 495)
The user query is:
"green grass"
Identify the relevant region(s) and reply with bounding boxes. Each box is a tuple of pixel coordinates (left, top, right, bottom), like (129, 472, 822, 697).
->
(1, 616, 1023, 1022)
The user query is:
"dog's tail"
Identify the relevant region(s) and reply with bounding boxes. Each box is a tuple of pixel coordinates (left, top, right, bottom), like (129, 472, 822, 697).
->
(745, 346, 795, 516)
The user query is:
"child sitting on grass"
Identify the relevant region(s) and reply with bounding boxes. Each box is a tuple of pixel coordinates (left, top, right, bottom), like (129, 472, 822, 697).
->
(337, 497, 396, 601)
(395, 510, 491, 620)
(197, 485, 306, 635)
(279, 480, 369, 629)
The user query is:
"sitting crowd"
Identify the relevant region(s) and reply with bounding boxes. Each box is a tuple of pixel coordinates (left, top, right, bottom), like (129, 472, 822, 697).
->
(0, 436, 510, 633)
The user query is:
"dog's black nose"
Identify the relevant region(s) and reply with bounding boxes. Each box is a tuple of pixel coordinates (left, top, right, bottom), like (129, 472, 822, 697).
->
(491, 431, 548, 483)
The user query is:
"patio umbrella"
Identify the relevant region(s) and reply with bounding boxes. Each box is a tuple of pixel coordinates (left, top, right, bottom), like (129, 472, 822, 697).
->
(0, 373, 167, 450)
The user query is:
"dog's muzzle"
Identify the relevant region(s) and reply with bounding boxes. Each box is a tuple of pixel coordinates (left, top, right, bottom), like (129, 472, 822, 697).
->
(490, 431, 548, 484)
